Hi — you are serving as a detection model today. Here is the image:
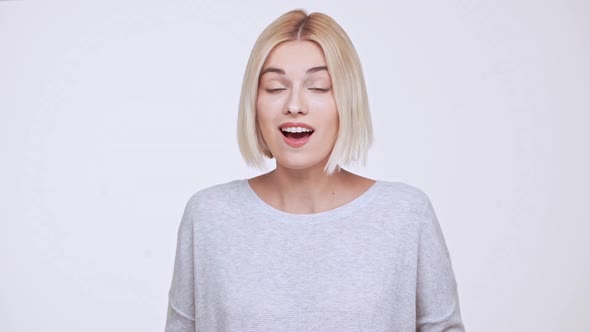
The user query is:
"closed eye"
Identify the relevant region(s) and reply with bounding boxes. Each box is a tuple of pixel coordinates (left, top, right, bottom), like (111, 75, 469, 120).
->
(309, 88, 330, 92)
(265, 88, 287, 93)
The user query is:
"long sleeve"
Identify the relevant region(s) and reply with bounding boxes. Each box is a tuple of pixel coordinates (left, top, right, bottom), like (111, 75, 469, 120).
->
(165, 198, 196, 332)
(415, 196, 465, 331)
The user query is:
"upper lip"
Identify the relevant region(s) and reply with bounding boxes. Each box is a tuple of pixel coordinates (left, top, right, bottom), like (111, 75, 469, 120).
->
(279, 122, 315, 130)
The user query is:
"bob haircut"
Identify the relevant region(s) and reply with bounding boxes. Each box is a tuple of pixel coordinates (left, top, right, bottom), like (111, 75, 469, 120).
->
(237, 9, 373, 175)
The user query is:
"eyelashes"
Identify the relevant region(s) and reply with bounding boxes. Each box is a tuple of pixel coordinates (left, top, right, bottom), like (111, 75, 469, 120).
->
(265, 88, 286, 93)
(309, 88, 330, 92)
(264, 87, 331, 93)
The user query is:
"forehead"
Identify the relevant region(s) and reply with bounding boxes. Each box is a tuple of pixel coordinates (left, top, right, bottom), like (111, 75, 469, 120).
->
(262, 40, 327, 71)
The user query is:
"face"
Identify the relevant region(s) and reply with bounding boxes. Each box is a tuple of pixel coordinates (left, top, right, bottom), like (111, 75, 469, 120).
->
(256, 40, 339, 171)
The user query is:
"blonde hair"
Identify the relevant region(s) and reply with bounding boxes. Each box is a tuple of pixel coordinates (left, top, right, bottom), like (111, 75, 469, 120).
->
(237, 9, 373, 174)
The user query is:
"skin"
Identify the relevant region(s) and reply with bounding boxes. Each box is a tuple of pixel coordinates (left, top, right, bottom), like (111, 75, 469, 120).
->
(248, 40, 375, 214)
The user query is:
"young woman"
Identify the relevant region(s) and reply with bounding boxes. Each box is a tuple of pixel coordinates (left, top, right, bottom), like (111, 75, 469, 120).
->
(166, 9, 464, 332)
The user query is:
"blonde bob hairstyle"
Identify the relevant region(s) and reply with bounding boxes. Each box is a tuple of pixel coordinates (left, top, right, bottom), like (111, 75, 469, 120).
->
(237, 9, 373, 174)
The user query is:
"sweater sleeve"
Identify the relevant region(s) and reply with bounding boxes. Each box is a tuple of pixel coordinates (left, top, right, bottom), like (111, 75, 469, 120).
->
(165, 198, 196, 332)
(415, 195, 465, 331)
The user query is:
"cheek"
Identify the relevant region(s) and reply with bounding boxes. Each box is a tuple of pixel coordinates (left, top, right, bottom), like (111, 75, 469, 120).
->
(256, 93, 286, 121)
(256, 101, 277, 137)
(311, 99, 339, 132)
(330, 116, 340, 139)
(309, 92, 337, 110)
(258, 94, 284, 111)
(257, 93, 278, 113)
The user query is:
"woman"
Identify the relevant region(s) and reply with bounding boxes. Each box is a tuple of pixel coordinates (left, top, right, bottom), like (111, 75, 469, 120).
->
(166, 9, 464, 332)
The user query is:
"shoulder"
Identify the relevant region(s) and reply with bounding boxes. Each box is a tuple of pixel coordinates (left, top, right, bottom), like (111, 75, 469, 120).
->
(184, 179, 246, 213)
(369, 180, 437, 228)
(375, 180, 432, 208)
(175, 180, 247, 232)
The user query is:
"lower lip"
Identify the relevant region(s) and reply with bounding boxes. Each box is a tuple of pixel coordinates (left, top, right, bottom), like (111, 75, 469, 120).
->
(282, 133, 312, 148)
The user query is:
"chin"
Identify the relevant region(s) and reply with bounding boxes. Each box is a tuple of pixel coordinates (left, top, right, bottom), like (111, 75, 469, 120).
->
(274, 154, 331, 172)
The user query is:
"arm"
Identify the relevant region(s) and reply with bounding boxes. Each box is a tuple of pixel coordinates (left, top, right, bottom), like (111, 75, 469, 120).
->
(416, 195, 465, 331)
(165, 198, 196, 332)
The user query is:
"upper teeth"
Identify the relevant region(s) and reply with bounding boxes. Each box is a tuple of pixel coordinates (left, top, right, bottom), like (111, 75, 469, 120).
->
(281, 127, 313, 133)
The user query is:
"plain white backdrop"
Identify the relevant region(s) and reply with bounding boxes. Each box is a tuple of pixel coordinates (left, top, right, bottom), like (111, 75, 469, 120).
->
(1, 0, 589, 331)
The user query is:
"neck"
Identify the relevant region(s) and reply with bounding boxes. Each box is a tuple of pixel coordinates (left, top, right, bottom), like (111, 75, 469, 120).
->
(262, 162, 351, 214)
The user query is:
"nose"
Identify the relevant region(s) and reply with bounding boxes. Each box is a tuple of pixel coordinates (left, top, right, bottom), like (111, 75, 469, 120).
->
(284, 88, 308, 115)
(286, 104, 306, 114)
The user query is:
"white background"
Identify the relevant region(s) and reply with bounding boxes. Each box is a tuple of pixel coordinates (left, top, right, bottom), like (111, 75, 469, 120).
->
(2, 0, 589, 331)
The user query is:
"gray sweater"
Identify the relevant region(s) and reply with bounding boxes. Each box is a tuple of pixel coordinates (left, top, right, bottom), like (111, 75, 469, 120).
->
(165, 180, 464, 331)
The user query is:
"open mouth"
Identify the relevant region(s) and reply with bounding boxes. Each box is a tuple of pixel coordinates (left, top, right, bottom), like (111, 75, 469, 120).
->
(280, 127, 315, 140)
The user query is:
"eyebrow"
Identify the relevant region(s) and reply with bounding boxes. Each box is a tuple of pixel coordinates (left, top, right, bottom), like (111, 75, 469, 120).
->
(259, 66, 328, 77)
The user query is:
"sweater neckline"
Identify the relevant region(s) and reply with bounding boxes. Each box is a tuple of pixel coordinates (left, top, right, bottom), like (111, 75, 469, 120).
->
(238, 179, 383, 223)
